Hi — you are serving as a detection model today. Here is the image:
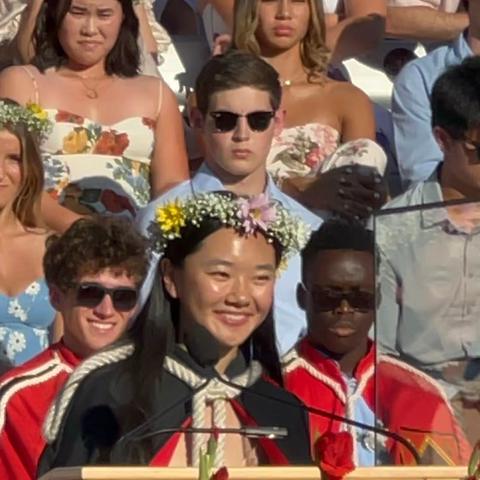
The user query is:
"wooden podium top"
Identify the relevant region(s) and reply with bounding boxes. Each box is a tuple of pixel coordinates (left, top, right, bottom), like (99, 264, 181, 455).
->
(39, 466, 469, 480)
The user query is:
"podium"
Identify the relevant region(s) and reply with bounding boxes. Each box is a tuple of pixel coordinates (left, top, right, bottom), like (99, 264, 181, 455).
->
(39, 466, 468, 480)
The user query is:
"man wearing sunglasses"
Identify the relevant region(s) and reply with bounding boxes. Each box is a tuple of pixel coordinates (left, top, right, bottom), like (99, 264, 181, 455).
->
(282, 218, 470, 466)
(0, 217, 148, 480)
(137, 49, 322, 355)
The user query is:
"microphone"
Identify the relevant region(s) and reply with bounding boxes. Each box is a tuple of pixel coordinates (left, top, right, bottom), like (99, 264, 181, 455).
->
(132, 425, 289, 442)
(182, 322, 421, 464)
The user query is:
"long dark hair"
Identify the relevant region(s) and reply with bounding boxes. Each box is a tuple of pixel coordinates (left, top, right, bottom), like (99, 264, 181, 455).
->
(32, 0, 140, 77)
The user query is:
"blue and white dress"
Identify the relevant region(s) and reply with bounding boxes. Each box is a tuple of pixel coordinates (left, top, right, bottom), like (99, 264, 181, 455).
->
(0, 279, 56, 367)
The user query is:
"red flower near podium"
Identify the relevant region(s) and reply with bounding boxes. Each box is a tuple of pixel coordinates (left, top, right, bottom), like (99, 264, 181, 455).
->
(314, 431, 355, 480)
(211, 466, 229, 480)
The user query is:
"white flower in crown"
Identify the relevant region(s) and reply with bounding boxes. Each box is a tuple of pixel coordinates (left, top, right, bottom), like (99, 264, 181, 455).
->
(151, 192, 311, 267)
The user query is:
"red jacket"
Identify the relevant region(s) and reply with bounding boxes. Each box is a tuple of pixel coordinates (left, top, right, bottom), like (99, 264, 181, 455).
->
(0, 342, 81, 480)
(283, 338, 471, 466)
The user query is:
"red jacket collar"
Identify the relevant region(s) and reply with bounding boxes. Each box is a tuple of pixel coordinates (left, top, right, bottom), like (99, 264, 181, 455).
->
(297, 338, 375, 383)
(52, 341, 83, 368)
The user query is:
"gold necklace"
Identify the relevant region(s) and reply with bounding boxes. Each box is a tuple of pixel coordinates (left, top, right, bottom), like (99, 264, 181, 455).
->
(59, 71, 115, 99)
(279, 73, 306, 88)
(77, 75, 115, 99)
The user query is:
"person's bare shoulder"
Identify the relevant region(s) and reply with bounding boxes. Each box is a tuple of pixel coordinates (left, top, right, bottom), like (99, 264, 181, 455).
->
(328, 80, 372, 107)
(126, 73, 165, 90)
(0, 65, 40, 104)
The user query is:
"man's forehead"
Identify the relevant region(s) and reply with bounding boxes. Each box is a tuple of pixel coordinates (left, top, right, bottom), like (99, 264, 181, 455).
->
(77, 267, 135, 283)
(306, 250, 375, 281)
(208, 87, 272, 111)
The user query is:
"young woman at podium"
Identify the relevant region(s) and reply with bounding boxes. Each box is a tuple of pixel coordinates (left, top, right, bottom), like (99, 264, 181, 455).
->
(37, 192, 313, 474)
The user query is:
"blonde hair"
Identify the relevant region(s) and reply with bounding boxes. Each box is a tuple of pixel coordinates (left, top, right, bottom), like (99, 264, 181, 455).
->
(0, 99, 44, 228)
(232, 0, 330, 81)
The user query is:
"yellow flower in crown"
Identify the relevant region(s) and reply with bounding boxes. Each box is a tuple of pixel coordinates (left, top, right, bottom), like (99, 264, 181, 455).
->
(27, 102, 48, 121)
(156, 200, 186, 237)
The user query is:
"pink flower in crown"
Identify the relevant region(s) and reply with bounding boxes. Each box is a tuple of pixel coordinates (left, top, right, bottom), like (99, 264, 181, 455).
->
(238, 193, 277, 234)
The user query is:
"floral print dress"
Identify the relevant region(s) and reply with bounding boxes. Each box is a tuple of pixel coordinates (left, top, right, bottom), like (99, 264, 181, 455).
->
(267, 123, 341, 184)
(41, 109, 155, 218)
(267, 123, 387, 186)
(0, 279, 55, 368)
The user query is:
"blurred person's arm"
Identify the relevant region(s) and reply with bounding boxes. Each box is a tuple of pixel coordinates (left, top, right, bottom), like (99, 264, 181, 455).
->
(134, 1, 158, 58)
(386, 6, 468, 42)
(151, 83, 190, 197)
(376, 246, 401, 356)
(15, 0, 43, 63)
(199, 0, 234, 31)
(340, 83, 376, 141)
(392, 62, 442, 186)
(41, 193, 82, 233)
(327, 0, 387, 64)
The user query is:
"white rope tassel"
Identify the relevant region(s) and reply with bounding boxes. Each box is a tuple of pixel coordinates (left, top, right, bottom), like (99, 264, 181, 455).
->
(191, 378, 238, 467)
(192, 389, 208, 467)
(212, 396, 227, 469)
(164, 357, 262, 468)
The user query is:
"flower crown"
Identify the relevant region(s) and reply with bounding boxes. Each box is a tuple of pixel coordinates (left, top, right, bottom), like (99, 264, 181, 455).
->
(0, 101, 52, 138)
(151, 192, 311, 265)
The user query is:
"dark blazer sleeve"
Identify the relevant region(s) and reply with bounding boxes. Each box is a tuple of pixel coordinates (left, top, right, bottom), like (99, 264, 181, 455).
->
(37, 365, 122, 477)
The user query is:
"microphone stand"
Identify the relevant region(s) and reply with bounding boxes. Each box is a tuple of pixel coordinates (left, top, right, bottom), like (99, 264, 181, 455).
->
(213, 372, 421, 465)
(133, 426, 289, 442)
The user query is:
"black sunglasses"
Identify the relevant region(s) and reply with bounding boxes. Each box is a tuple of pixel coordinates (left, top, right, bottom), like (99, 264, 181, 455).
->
(75, 282, 138, 312)
(305, 286, 375, 313)
(209, 110, 275, 133)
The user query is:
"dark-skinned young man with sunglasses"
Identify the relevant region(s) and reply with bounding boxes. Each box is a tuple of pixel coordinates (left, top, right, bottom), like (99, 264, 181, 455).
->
(0, 216, 148, 480)
(282, 218, 471, 467)
(137, 49, 322, 355)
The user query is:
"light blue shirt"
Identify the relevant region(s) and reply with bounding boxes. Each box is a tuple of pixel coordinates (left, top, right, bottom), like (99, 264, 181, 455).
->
(342, 375, 376, 466)
(375, 172, 480, 396)
(136, 164, 323, 354)
(392, 33, 472, 188)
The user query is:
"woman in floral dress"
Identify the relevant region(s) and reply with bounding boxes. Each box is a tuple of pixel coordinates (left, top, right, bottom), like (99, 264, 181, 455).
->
(0, 0, 189, 219)
(232, 0, 388, 219)
(0, 99, 56, 368)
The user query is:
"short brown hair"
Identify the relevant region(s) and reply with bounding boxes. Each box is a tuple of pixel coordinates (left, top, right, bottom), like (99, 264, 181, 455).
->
(195, 49, 282, 116)
(44, 216, 149, 292)
(0, 98, 44, 228)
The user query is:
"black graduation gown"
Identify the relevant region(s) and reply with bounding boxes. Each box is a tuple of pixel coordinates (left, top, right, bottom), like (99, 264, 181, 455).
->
(38, 346, 312, 476)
